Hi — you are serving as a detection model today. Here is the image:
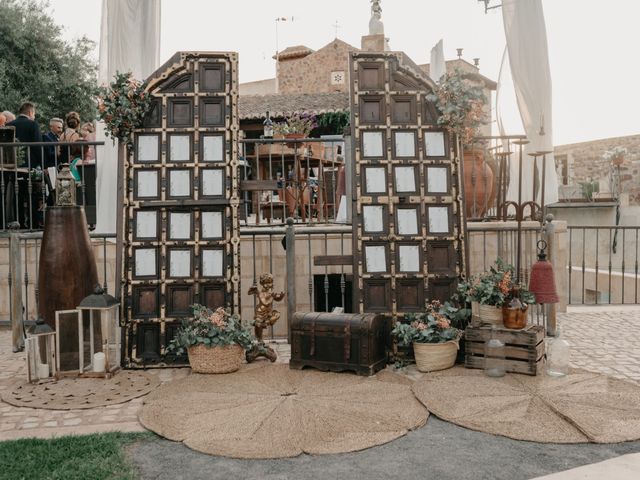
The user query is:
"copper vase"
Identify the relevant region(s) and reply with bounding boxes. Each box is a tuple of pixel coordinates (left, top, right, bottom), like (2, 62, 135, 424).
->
(502, 305, 529, 329)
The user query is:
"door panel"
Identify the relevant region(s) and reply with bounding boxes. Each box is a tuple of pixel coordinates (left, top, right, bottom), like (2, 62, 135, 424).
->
(349, 52, 467, 319)
(121, 52, 240, 367)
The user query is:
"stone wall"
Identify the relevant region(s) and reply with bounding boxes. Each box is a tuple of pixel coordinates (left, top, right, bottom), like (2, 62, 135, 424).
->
(554, 134, 640, 205)
(277, 39, 357, 95)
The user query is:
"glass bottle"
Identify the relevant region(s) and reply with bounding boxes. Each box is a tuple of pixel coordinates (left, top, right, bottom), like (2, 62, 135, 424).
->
(484, 325, 506, 377)
(263, 110, 274, 138)
(546, 323, 570, 377)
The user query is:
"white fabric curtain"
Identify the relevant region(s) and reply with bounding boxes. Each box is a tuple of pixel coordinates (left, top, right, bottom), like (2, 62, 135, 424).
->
(95, 0, 161, 234)
(429, 39, 446, 83)
(501, 0, 558, 205)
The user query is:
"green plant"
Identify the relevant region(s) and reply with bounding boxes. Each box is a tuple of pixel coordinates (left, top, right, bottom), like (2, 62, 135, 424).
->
(315, 111, 350, 135)
(426, 69, 487, 145)
(459, 259, 536, 308)
(391, 300, 461, 346)
(0, 0, 98, 128)
(579, 179, 599, 201)
(273, 111, 317, 137)
(167, 304, 254, 355)
(97, 71, 152, 148)
(603, 146, 627, 163)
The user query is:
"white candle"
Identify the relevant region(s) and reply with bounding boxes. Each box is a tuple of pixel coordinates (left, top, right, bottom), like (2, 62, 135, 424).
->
(37, 363, 49, 379)
(93, 352, 106, 373)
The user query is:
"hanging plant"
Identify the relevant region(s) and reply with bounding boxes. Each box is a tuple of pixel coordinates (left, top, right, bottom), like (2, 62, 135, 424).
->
(426, 69, 488, 146)
(97, 72, 152, 148)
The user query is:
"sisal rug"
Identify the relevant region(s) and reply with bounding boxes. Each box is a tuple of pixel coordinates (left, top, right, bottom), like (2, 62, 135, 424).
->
(139, 364, 427, 459)
(2, 371, 160, 410)
(412, 366, 640, 444)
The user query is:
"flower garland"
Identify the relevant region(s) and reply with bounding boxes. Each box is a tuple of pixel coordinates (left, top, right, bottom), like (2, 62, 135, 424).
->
(97, 72, 153, 148)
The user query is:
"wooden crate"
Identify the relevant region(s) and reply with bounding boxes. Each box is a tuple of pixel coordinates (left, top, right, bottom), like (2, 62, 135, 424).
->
(464, 324, 545, 375)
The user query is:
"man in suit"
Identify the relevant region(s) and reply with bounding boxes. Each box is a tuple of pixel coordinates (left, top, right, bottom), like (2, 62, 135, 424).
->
(42, 117, 63, 168)
(7, 102, 42, 166)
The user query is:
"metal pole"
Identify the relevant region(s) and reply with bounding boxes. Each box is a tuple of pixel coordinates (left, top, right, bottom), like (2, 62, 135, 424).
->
(285, 217, 296, 343)
(9, 231, 24, 352)
(545, 215, 557, 336)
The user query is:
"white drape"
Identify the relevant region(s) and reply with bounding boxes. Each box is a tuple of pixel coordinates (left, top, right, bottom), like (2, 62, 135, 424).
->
(95, 0, 161, 234)
(429, 39, 446, 83)
(501, 0, 558, 205)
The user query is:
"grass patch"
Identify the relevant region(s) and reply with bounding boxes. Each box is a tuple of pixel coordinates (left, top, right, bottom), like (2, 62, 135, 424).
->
(0, 431, 151, 480)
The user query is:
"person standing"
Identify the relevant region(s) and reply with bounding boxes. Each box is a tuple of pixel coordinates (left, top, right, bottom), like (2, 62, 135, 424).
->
(0, 112, 6, 127)
(2, 111, 16, 124)
(7, 102, 42, 166)
(59, 111, 82, 166)
(42, 117, 63, 167)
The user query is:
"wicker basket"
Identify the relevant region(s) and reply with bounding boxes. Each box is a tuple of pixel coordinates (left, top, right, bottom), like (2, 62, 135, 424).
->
(413, 340, 459, 373)
(187, 344, 244, 374)
(473, 302, 503, 327)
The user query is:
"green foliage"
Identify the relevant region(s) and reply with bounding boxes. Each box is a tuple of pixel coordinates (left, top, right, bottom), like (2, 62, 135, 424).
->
(0, 0, 98, 128)
(391, 300, 461, 346)
(167, 304, 254, 355)
(426, 69, 487, 145)
(315, 111, 350, 136)
(0, 432, 148, 480)
(272, 111, 318, 137)
(97, 72, 152, 147)
(579, 179, 599, 201)
(458, 259, 536, 307)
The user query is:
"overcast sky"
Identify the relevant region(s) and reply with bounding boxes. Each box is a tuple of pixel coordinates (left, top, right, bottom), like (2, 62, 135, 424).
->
(47, 0, 639, 146)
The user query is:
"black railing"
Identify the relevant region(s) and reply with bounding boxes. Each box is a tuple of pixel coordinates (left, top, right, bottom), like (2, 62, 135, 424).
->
(239, 137, 347, 226)
(567, 226, 640, 305)
(0, 139, 104, 231)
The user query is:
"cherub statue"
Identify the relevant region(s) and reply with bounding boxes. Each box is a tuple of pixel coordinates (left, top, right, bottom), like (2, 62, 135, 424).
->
(246, 273, 285, 362)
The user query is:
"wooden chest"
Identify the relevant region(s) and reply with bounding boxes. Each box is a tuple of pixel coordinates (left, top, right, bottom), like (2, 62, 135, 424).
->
(464, 324, 545, 376)
(290, 312, 391, 376)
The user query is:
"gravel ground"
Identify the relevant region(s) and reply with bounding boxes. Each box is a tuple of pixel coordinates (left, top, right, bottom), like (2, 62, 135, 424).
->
(127, 417, 640, 480)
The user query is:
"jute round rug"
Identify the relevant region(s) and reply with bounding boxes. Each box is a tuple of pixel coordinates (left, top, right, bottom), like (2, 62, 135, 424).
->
(139, 364, 427, 459)
(2, 371, 160, 410)
(412, 366, 640, 444)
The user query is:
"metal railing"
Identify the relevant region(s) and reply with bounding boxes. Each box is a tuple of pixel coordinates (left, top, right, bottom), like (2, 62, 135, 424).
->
(567, 226, 640, 305)
(239, 137, 348, 226)
(0, 139, 104, 231)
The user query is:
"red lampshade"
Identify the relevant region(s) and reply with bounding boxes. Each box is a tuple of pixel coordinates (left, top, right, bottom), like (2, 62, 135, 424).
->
(529, 241, 559, 304)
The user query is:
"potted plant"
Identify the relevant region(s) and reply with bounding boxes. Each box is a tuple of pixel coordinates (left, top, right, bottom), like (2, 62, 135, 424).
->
(579, 179, 599, 202)
(603, 146, 627, 166)
(391, 300, 462, 372)
(426, 70, 492, 218)
(167, 305, 253, 374)
(501, 284, 536, 329)
(273, 111, 318, 148)
(459, 259, 515, 326)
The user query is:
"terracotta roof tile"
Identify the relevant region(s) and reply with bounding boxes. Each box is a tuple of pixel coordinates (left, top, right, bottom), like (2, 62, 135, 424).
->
(239, 92, 349, 120)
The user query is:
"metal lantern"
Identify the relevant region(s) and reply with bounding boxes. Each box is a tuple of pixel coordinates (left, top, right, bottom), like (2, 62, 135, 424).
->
(55, 163, 76, 206)
(25, 318, 57, 383)
(529, 240, 559, 304)
(55, 285, 121, 378)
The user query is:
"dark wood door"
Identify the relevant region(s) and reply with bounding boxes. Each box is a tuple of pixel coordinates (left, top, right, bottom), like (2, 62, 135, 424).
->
(121, 52, 240, 367)
(349, 53, 466, 319)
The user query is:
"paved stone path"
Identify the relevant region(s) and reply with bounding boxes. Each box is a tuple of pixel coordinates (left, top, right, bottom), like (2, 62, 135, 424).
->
(0, 307, 639, 441)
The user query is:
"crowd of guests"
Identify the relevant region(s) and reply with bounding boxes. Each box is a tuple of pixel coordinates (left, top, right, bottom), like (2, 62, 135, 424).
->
(0, 101, 96, 171)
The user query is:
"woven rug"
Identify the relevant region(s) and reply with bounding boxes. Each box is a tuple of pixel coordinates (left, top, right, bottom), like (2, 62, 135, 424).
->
(139, 364, 427, 459)
(412, 366, 640, 444)
(2, 371, 160, 410)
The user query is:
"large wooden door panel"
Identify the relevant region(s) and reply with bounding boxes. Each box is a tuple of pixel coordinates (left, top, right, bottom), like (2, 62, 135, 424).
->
(349, 52, 467, 319)
(120, 52, 240, 367)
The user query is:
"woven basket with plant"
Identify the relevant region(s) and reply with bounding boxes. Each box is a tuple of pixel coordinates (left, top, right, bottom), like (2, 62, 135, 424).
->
(167, 305, 254, 374)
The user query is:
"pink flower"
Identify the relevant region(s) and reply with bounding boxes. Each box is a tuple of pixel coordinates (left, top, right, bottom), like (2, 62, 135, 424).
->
(416, 322, 427, 331)
(208, 307, 227, 327)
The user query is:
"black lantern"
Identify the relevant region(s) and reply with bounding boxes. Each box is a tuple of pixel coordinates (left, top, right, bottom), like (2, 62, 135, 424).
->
(263, 110, 274, 139)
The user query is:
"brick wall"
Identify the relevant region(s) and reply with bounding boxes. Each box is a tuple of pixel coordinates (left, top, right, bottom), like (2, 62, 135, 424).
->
(277, 39, 357, 95)
(554, 134, 640, 205)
